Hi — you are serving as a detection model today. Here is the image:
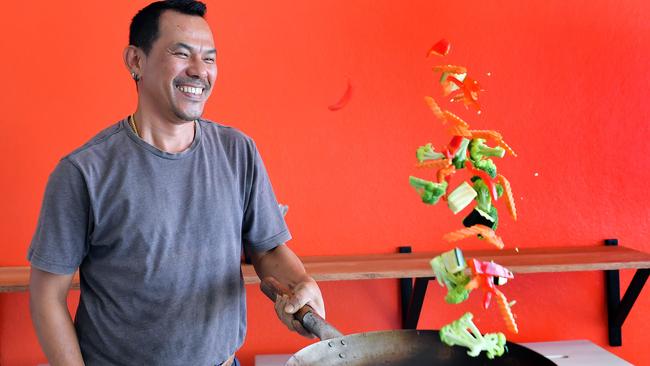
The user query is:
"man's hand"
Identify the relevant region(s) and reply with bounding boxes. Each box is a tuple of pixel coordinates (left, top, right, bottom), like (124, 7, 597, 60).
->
(273, 279, 324, 338)
(249, 244, 326, 339)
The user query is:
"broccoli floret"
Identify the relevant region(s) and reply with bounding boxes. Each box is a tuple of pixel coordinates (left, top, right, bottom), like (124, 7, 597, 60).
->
(472, 178, 492, 212)
(409, 176, 448, 205)
(440, 312, 507, 359)
(416, 143, 445, 162)
(430, 255, 471, 304)
(472, 176, 502, 196)
(489, 206, 499, 230)
(473, 158, 497, 178)
(469, 138, 505, 161)
(452, 138, 470, 169)
(495, 183, 504, 198)
(445, 280, 471, 304)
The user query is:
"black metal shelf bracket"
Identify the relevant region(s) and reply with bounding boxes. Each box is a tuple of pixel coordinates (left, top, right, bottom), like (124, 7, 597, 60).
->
(398, 246, 434, 329)
(604, 238, 650, 346)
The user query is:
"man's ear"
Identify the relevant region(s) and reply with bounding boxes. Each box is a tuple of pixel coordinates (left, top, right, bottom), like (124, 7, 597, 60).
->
(123, 45, 144, 82)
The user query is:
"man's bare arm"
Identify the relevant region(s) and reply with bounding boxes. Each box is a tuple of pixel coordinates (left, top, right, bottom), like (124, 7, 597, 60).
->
(249, 244, 324, 337)
(29, 267, 84, 366)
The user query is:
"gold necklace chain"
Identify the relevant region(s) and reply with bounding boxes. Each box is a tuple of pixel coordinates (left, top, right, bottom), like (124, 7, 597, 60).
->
(128, 114, 140, 137)
(129, 114, 197, 140)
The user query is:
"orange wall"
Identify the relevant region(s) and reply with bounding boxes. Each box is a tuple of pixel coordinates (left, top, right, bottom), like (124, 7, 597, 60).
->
(1, 1, 649, 365)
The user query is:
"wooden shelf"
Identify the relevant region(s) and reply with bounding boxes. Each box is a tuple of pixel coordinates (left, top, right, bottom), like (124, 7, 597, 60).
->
(3, 242, 649, 347)
(280, 245, 650, 282)
(3, 245, 650, 292)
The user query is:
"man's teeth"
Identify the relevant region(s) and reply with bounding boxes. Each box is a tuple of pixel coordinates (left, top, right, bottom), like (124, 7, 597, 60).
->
(177, 85, 203, 95)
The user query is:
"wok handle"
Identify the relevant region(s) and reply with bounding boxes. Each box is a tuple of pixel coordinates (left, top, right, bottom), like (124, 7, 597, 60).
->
(260, 277, 343, 341)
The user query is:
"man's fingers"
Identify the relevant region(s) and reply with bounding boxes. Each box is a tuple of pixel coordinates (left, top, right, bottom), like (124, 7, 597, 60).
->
(275, 295, 292, 326)
(271, 279, 324, 339)
(274, 294, 285, 318)
(284, 294, 309, 314)
(286, 281, 326, 319)
(274, 294, 315, 338)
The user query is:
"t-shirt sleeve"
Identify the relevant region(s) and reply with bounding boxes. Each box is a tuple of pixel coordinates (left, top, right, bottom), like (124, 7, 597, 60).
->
(27, 158, 91, 275)
(241, 142, 291, 253)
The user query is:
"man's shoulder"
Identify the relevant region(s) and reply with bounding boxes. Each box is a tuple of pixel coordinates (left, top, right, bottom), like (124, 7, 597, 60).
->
(63, 119, 126, 166)
(199, 119, 257, 151)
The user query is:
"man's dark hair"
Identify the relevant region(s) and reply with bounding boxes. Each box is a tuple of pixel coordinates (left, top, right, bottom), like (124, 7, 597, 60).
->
(129, 0, 207, 55)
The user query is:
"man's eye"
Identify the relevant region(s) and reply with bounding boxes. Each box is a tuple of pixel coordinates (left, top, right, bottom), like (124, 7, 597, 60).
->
(204, 58, 215, 63)
(174, 52, 189, 58)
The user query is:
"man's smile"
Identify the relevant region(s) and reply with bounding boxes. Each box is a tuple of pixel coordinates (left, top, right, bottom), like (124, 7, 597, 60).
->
(175, 84, 207, 99)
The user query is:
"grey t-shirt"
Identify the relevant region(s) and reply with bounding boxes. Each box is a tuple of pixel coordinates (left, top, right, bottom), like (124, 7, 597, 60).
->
(28, 118, 291, 365)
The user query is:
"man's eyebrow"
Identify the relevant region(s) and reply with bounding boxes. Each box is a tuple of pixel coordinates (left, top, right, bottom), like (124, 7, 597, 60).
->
(172, 42, 217, 55)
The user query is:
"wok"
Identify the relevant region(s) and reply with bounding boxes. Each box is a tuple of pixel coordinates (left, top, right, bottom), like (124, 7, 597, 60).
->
(261, 278, 556, 366)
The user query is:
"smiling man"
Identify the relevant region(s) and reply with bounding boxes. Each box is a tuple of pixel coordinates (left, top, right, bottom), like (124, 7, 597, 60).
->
(27, 1, 324, 365)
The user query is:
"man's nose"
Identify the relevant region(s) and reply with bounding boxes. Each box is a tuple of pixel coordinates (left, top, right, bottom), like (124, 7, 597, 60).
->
(186, 55, 209, 80)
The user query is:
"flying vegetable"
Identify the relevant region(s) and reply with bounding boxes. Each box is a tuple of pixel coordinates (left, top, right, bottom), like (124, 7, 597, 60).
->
(440, 312, 507, 359)
(430, 248, 472, 304)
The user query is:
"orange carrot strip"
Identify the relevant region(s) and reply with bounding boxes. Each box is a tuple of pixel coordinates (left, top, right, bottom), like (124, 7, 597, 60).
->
(442, 110, 470, 128)
(444, 225, 505, 249)
(442, 225, 483, 242)
(494, 288, 519, 334)
(472, 225, 505, 249)
(497, 139, 518, 157)
(469, 130, 517, 157)
(465, 277, 480, 291)
(424, 96, 446, 122)
(497, 174, 517, 221)
(469, 129, 503, 141)
(450, 94, 465, 103)
(432, 65, 467, 74)
(415, 159, 451, 170)
(448, 124, 472, 137)
(437, 164, 456, 183)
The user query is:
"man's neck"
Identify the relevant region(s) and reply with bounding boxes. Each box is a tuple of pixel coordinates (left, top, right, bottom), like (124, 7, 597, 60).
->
(133, 109, 196, 154)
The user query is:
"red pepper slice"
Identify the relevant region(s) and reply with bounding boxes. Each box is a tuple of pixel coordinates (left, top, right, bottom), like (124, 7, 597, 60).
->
(446, 75, 482, 112)
(446, 75, 465, 89)
(427, 38, 451, 57)
(464, 76, 481, 96)
(471, 258, 514, 278)
(328, 79, 353, 111)
(445, 136, 464, 159)
(465, 160, 498, 201)
(483, 291, 493, 309)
